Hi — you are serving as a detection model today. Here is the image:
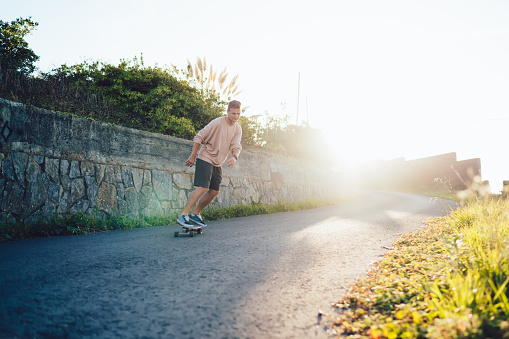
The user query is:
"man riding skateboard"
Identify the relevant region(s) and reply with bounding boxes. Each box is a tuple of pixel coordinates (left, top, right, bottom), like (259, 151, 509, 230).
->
(177, 100, 243, 229)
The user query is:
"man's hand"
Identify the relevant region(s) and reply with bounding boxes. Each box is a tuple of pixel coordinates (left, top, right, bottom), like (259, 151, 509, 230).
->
(186, 154, 197, 167)
(226, 156, 237, 168)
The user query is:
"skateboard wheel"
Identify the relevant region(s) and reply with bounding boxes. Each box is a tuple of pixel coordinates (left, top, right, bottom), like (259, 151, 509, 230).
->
(189, 230, 194, 237)
(174, 231, 179, 237)
(197, 228, 202, 234)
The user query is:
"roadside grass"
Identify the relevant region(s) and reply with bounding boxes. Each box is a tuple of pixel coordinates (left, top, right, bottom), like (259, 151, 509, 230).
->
(328, 197, 509, 339)
(201, 199, 336, 220)
(0, 198, 340, 242)
(392, 188, 462, 202)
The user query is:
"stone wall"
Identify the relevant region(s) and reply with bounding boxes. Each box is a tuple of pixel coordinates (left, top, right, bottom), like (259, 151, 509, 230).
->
(0, 99, 339, 224)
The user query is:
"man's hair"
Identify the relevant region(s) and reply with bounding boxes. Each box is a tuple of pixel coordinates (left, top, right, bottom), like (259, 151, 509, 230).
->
(227, 100, 242, 111)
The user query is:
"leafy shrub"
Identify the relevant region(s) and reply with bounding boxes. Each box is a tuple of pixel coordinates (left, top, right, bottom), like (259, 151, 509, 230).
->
(0, 56, 226, 140)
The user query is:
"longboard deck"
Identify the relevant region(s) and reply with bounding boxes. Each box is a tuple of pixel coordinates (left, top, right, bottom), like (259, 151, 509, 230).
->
(174, 225, 202, 237)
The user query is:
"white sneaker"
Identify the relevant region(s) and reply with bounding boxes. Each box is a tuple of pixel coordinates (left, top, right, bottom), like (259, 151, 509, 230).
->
(189, 213, 207, 227)
(177, 215, 197, 228)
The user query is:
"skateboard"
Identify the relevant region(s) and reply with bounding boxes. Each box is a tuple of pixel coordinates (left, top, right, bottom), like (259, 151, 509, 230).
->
(174, 225, 203, 237)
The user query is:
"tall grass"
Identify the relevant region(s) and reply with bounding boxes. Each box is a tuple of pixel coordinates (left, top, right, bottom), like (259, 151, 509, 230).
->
(428, 198, 509, 338)
(330, 197, 509, 338)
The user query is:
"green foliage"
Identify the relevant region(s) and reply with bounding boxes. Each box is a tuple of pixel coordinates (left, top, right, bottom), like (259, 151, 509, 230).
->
(330, 197, 509, 339)
(258, 114, 290, 152)
(237, 115, 259, 146)
(53, 56, 225, 138)
(0, 17, 39, 77)
(242, 111, 331, 162)
(0, 55, 227, 139)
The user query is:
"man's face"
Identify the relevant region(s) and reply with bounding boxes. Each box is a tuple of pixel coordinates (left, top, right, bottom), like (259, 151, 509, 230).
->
(227, 107, 241, 124)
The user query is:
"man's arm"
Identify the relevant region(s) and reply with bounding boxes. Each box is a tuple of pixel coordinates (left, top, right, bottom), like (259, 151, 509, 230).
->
(226, 126, 242, 168)
(186, 142, 201, 167)
(226, 151, 241, 168)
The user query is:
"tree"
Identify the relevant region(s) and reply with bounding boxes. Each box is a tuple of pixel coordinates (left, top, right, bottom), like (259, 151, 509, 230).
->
(0, 17, 39, 81)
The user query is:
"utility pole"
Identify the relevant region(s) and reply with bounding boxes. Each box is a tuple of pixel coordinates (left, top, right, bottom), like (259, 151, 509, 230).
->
(306, 94, 309, 124)
(296, 72, 300, 125)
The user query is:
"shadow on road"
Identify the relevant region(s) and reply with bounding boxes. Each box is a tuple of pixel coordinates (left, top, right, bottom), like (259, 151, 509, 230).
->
(0, 190, 456, 338)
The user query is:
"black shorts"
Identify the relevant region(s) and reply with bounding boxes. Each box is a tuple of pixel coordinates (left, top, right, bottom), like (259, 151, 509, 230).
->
(194, 158, 222, 191)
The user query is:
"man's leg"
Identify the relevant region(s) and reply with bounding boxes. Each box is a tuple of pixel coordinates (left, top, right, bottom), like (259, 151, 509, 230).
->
(181, 186, 208, 215)
(192, 164, 222, 215)
(192, 189, 220, 215)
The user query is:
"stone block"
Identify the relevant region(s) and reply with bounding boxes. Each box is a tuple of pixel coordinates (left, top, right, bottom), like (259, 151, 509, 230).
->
(221, 177, 231, 187)
(152, 170, 172, 201)
(12, 152, 28, 187)
(71, 199, 89, 214)
(132, 168, 144, 192)
(33, 155, 44, 165)
(60, 159, 70, 176)
(121, 166, 134, 188)
(42, 202, 56, 217)
(70, 178, 86, 204)
(96, 182, 117, 213)
(174, 189, 187, 209)
(81, 161, 95, 177)
(143, 169, 152, 185)
(61, 175, 71, 192)
(104, 165, 121, 183)
(45, 158, 60, 183)
(69, 160, 81, 179)
(142, 192, 164, 217)
(96, 164, 105, 184)
(121, 187, 139, 217)
(24, 158, 48, 216)
(87, 188, 98, 209)
(57, 192, 71, 214)
(2, 155, 15, 181)
(48, 181, 61, 204)
(85, 176, 98, 207)
(116, 182, 125, 200)
(160, 201, 172, 216)
(139, 185, 153, 209)
(2, 181, 24, 216)
(172, 172, 193, 190)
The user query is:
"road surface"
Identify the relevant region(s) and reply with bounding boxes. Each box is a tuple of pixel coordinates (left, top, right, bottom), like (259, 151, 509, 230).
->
(0, 190, 456, 338)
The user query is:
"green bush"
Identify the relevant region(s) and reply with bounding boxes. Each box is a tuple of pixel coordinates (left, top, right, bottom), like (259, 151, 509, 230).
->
(0, 56, 226, 140)
(54, 57, 225, 136)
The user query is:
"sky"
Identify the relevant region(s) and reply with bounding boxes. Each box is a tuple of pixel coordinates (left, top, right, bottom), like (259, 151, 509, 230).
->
(4, 0, 509, 192)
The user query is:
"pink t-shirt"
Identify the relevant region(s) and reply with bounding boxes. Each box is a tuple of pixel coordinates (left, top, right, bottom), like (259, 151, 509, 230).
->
(193, 116, 242, 167)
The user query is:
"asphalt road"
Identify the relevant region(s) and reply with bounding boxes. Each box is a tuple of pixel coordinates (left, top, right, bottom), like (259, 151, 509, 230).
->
(0, 190, 456, 339)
